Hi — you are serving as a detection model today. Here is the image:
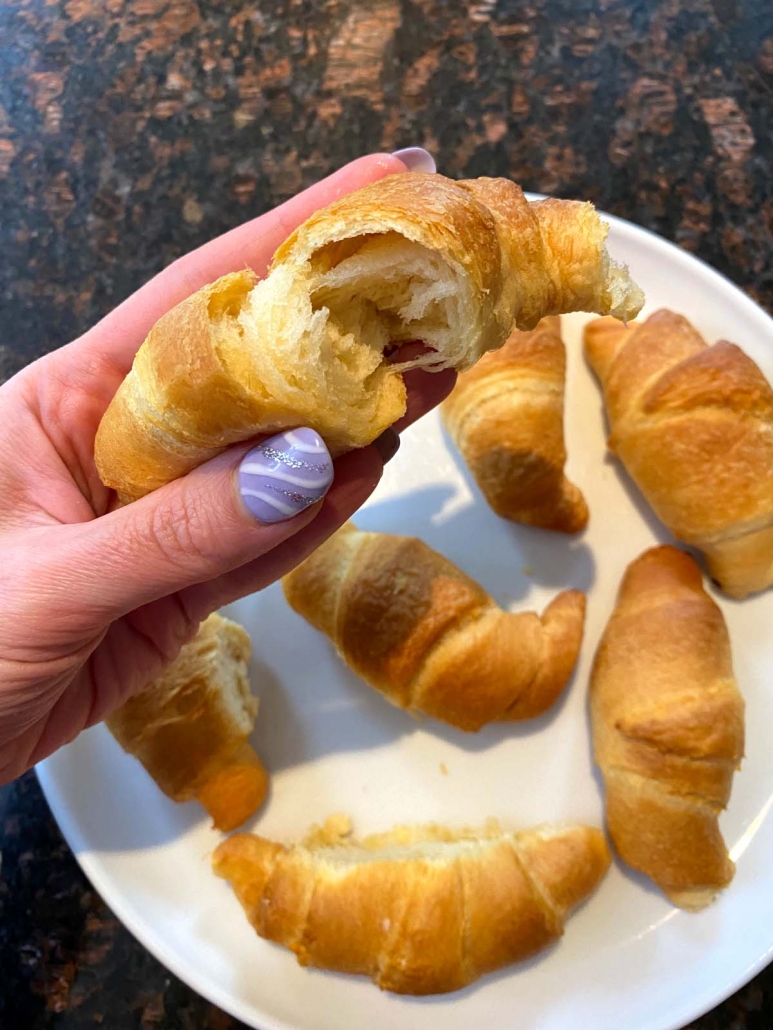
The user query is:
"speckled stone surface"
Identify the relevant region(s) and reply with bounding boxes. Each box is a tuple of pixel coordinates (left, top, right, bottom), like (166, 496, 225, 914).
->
(1, 0, 772, 1026)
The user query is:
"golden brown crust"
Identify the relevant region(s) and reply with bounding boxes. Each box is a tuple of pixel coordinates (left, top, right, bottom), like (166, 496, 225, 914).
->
(96, 271, 264, 502)
(195, 742, 269, 833)
(96, 173, 643, 503)
(282, 524, 585, 731)
(584, 310, 773, 597)
(443, 317, 589, 533)
(212, 819, 611, 995)
(106, 613, 267, 830)
(530, 199, 620, 320)
(590, 546, 745, 910)
(338, 533, 490, 704)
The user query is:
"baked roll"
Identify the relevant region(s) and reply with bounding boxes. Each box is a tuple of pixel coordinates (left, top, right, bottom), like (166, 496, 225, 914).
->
(282, 523, 586, 731)
(213, 816, 611, 995)
(96, 173, 643, 502)
(585, 310, 773, 598)
(590, 546, 744, 910)
(107, 613, 268, 831)
(442, 316, 588, 532)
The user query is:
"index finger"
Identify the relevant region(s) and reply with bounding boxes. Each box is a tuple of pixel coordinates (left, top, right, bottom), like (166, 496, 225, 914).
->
(80, 153, 408, 374)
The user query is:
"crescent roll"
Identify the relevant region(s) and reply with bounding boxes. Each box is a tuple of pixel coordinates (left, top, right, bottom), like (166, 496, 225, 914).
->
(591, 546, 744, 910)
(107, 613, 268, 831)
(442, 316, 589, 533)
(213, 816, 611, 995)
(585, 310, 773, 597)
(96, 173, 643, 502)
(282, 523, 586, 731)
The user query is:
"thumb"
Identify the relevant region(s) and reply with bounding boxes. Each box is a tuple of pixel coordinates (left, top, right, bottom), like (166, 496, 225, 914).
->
(55, 428, 378, 621)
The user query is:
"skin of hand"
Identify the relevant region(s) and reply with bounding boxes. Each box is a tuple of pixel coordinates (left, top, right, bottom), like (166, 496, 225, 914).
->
(0, 153, 456, 784)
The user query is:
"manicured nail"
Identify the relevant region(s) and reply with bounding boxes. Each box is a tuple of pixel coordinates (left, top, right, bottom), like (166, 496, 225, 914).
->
(373, 428, 401, 464)
(238, 428, 333, 523)
(392, 147, 436, 173)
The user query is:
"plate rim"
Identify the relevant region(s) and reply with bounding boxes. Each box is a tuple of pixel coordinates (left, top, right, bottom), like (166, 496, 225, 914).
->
(36, 201, 773, 1030)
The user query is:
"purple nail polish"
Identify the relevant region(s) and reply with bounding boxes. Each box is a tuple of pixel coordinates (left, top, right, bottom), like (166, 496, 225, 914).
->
(392, 146, 437, 174)
(238, 428, 333, 524)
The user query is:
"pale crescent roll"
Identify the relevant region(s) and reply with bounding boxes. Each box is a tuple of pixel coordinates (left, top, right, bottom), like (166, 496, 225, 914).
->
(443, 316, 589, 533)
(591, 546, 744, 910)
(213, 817, 611, 995)
(585, 311, 773, 597)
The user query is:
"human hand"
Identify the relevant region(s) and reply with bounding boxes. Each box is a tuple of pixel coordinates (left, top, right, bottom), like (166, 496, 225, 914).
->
(0, 151, 455, 783)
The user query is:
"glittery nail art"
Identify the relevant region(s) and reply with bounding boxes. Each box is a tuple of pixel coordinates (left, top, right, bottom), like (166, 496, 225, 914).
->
(238, 428, 333, 524)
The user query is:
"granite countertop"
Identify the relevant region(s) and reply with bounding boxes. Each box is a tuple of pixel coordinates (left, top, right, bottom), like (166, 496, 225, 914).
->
(1, 0, 772, 1026)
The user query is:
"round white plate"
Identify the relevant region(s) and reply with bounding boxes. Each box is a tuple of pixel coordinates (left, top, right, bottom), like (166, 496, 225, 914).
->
(38, 209, 773, 1030)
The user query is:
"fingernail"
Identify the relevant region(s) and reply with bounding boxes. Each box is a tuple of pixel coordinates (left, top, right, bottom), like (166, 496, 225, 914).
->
(372, 428, 401, 464)
(392, 147, 436, 174)
(238, 428, 333, 524)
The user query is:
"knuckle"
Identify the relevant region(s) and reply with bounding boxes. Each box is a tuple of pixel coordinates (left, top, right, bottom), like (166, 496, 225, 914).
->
(144, 490, 215, 572)
(124, 592, 202, 668)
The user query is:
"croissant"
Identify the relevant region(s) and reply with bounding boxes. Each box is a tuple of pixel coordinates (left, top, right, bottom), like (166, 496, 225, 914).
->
(590, 546, 744, 910)
(212, 816, 611, 995)
(442, 316, 588, 532)
(584, 310, 773, 598)
(281, 523, 585, 731)
(95, 172, 643, 503)
(107, 613, 268, 831)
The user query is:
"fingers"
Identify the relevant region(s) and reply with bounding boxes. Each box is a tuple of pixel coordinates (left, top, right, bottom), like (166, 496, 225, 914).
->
(25, 366, 447, 646)
(42, 428, 383, 626)
(33, 348, 452, 631)
(79, 153, 408, 375)
(178, 444, 386, 617)
(170, 373, 454, 614)
(393, 367, 457, 434)
(148, 370, 454, 616)
(39, 350, 452, 628)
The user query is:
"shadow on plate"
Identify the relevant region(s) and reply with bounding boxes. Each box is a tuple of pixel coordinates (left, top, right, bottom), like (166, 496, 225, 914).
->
(39, 723, 207, 851)
(254, 628, 581, 776)
(577, 377, 674, 558)
(603, 452, 672, 550)
(251, 652, 417, 775)
(359, 479, 598, 605)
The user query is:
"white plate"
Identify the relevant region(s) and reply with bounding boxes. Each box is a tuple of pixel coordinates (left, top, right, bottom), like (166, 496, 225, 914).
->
(38, 209, 773, 1030)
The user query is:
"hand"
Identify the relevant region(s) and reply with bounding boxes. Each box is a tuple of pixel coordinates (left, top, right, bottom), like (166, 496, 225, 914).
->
(0, 153, 456, 784)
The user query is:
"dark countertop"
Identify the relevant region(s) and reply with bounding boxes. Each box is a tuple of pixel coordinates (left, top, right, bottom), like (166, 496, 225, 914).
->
(1, 0, 772, 1026)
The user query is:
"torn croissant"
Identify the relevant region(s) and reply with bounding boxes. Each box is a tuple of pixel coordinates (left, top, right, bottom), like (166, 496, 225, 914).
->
(95, 173, 643, 502)
(213, 817, 611, 995)
(107, 613, 268, 831)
